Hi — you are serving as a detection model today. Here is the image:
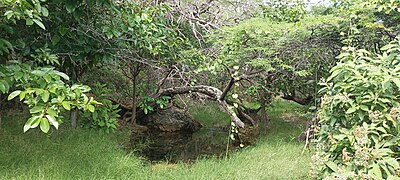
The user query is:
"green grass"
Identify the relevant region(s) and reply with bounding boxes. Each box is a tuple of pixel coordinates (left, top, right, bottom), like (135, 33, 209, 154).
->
(189, 101, 231, 127)
(0, 99, 311, 179)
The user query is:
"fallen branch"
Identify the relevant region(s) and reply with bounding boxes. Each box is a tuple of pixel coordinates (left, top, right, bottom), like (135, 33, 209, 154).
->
(156, 85, 245, 128)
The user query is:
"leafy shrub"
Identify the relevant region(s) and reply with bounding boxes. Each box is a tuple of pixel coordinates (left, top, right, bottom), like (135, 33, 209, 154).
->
(81, 83, 119, 133)
(2, 62, 99, 133)
(311, 40, 400, 179)
(139, 96, 171, 115)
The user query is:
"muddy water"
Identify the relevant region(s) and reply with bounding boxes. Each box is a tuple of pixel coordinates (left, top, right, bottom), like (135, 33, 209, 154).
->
(128, 127, 246, 163)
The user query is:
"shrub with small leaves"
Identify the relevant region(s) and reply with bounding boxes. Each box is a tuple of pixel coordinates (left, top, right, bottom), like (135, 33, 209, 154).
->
(312, 40, 400, 179)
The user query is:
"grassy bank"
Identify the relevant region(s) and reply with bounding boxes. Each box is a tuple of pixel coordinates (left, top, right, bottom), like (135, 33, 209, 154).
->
(0, 99, 311, 179)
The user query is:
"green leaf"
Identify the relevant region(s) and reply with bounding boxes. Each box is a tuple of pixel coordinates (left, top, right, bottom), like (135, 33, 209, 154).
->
(42, 90, 50, 102)
(51, 35, 61, 46)
(333, 134, 346, 141)
(62, 101, 71, 110)
(65, 3, 76, 13)
(381, 43, 397, 51)
(40, 118, 50, 133)
(379, 98, 391, 103)
(92, 111, 98, 120)
(54, 71, 69, 80)
(30, 105, 44, 114)
(368, 163, 382, 180)
(26, 19, 33, 26)
(19, 91, 26, 101)
(384, 158, 399, 169)
(46, 115, 59, 129)
(325, 161, 338, 172)
(23, 116, 39, 132)
(71, 84, 79, 90)
(41, 7, 49, 17)
(0, 83, 5, 93)
(30, 117, 41, 128)
(31, 70, 45, 76)
(8, 90, 21, 100)
(327, 69, 341, 82)
(387, 175, 400, 180)
(392, 78, 400, 89)
(4, 10, 13, 19)
(88, 105, 95, 113)
(14, 71, 23, 80)
(47, 108, 57, 117)
(346, 106, 357, 114)
(360, 105, 369, 111)
(32, 19, 45, 30)
(59, 27, 68, 36)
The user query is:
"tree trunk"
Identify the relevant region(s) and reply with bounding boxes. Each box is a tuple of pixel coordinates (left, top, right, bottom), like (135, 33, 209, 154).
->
(70, 110, 77, 128)
(219, 77, 235, 101)
(70, 68, 78, 128)
(281, 94, 313, 105)
(131, 74, 137, 125)
(237, 107, 256, 126)
(259, 91, 268, 122)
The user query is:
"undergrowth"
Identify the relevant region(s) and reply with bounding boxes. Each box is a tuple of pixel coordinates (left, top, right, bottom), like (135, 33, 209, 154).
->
(0, 99, 311, 179)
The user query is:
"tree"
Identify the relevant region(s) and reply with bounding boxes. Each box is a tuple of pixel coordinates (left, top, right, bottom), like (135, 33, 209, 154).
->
(0, 0, 100, 133)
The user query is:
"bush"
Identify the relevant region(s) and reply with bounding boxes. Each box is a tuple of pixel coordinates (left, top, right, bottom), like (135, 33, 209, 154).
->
(311, 40, 400, 179)
(81, 83, 119, 133)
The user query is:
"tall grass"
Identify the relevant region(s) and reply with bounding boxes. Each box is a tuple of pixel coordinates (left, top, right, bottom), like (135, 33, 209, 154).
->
(189, 101, 231, 128)
(0, 99, 311, 179)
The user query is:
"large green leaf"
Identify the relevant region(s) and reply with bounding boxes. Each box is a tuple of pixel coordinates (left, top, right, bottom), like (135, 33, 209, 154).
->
(19, 91, 26, 101)
(0, 82, 5, 93)
(62, 101, 71, 110)
(42, 90, 50, 102)
(41, 7, 49, 17)
(46, 115, 59, 129)
(40, 118, 50, 133)
(14, 71, 23, 80)
(32, 19, 45, 30)
(327, 69, 342, 82)
(54, 71, 69, 80)
(47, 108, 57, 117)
(31, 70, 45, 76)
(26, 18, 33, 25)
(346, 106, 357, 114)
(325, 161, 338, 172)
(23, 116, 39, 132)
(8, 90, 21, 100)
(88, 105, 95, 113)
(30, 105, 44, 114)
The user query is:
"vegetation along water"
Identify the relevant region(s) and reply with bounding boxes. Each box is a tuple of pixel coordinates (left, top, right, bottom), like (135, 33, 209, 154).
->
(0, 0, 399, 179)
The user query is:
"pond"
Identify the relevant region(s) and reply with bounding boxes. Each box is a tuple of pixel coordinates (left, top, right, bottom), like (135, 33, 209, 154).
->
(127, 126, 259, 163)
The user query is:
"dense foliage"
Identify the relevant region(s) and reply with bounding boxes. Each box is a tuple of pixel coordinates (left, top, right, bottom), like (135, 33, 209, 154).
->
(0, 0, 105, 133)
(0, 0, 399, 178)
(312, 41, 400, 179)
(311, 1, 400, 179)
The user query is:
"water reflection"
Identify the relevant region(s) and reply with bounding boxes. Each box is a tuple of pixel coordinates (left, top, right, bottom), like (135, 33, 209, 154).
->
(129, 127, 233, 162)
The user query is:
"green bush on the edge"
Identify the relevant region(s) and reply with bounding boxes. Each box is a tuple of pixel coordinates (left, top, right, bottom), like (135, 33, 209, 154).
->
(311, 39, 400, 179)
